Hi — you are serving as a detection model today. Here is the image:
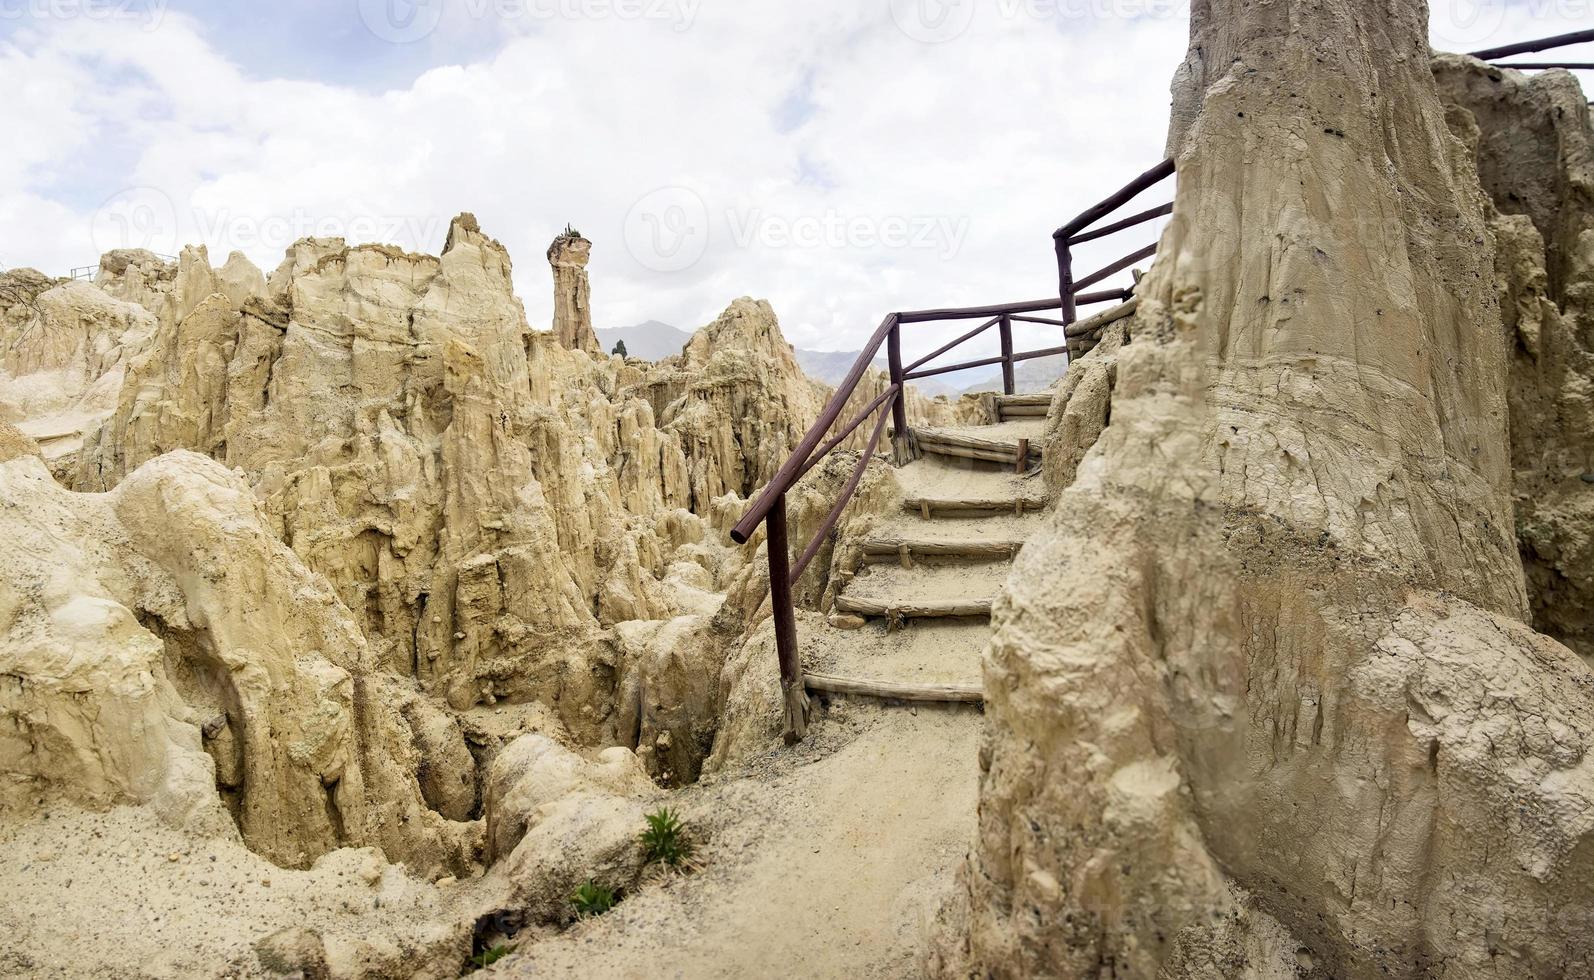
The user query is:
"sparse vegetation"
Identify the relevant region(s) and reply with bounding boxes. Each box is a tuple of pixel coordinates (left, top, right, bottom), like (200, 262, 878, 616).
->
(558, 222, 583, 240)
(612, 339, 628, 359)
(467, 943, 516, 971)
(571, 880, 617, 918)
(640, 807, 694, 869)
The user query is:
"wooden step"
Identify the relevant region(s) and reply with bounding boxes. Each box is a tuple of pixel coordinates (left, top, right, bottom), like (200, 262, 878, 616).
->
(912, 421, 1045, 467)
(901, 495, 1044, 518)
(914, 432, 1040, 466)
(804, 672, 982, 705)
(834, 561, 1007, 621)
(998, 404, 1050, 419)
(859, 516, 1035, 564)
(833, 594, 993, 619)
(995, 393, 1053, 420)
(895, 454, 1047, 518)
(860, 536, 1024, 564)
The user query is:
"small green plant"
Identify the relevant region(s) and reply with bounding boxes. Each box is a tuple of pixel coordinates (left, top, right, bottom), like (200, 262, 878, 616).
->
(468, 943, 516, 970)
(571, 880, 617, 918)
(558, 222, 583, 240)
(611, 339, 629, 359)
(640, 807, 694, 868)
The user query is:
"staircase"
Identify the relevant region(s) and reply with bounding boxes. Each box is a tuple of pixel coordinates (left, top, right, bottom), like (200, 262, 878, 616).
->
(806, 402, 1049, 704)
(727, 156, 1177, 740)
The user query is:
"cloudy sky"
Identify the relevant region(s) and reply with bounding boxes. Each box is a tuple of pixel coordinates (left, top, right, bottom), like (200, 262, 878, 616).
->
(2, 0, 1589, 360)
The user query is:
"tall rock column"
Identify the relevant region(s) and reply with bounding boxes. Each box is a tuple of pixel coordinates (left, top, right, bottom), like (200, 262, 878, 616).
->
(934, 1, 1594, 977)
(548, 232, 600, 353)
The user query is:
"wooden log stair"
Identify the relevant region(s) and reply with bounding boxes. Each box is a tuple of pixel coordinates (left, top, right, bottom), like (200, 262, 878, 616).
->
(807, 412, 1049, 707)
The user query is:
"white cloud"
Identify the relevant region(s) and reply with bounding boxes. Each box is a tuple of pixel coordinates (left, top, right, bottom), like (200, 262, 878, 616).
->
(1, 0, 1590, 362)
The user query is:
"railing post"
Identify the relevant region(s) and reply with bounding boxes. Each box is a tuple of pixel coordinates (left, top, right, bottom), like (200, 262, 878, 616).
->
(1057, 238, 1078, 360)
(999, 313, 1015, 396)
(766, 493, 808, 744)
(886, 318, 912, 464)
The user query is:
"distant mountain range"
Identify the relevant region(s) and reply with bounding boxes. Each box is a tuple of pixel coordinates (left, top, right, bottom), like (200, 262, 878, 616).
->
(595, 321, 1065, 399)
(594, 321, 696, 361)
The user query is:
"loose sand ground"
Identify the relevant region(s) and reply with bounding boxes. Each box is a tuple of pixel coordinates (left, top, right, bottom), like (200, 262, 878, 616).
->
(493, 706, 981, 979)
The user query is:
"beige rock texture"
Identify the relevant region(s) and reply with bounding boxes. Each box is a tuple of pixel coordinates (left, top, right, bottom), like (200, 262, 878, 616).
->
(477, 734, 656, 925)
(64, 217, 717, 734)
(0, 201, 955, 899)
(0, 445, 477, 876)
(638, 296, 951, 512)
(936, 5, 1594, 978)
(547, 232, 601, 353)
(41, 220, 939, 742)
(1434, 56, 1594, 662)
(0, 268, 154, 472)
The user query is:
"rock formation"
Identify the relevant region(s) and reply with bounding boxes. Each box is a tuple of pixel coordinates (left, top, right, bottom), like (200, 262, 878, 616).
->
(548, 230, 600, 353)
(935, 5, 1594, 977)
(1435, 57, 1594, 663)
(0, 268, 153, 473)
(0, 429, 475, 876)
(0, 203, 961, 930)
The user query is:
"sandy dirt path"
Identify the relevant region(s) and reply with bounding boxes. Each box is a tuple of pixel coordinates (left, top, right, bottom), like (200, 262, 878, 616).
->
(494, 707, 981, 979)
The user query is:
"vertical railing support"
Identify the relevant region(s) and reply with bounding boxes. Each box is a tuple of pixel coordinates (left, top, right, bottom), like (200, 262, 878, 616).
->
(1057, 238, 1078, 359)
(998, 313, 1015, 396)
(886, 318, 912, 464)
(766, 494, 808, 744)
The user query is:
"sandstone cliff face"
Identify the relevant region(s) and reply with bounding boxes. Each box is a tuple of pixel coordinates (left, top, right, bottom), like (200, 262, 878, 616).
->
(65, 217, 720, 731)
(1434, 57, 1594, 662)
(1, 205, 951, 876)
(0, 433, 475, 875)
(0, 269, 153, 471)
(642, 296, 950, 513)
(938, 5, 1594, 977)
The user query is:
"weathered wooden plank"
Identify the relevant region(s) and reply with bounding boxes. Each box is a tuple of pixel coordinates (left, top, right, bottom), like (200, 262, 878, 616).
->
(1470, 28, 1594, 61)
(1064, 297, 1138, 339)
(901, 496, 1042, 516)
(996, 392, 1054, 408)
(916, 442, 1027, 465)
(914, 427, 1041, 455)
(998, 404, 1049, 418)
(861, 537, 1024, 560)
(915, 435, 1041, 466)
(833, 594, 993, 618)
(804, 672, 984, 705)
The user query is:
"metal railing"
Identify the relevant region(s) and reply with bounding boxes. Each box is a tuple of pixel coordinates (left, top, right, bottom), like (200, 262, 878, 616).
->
(66, 252, 180, 281)
(729, 160, 1176, 741)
